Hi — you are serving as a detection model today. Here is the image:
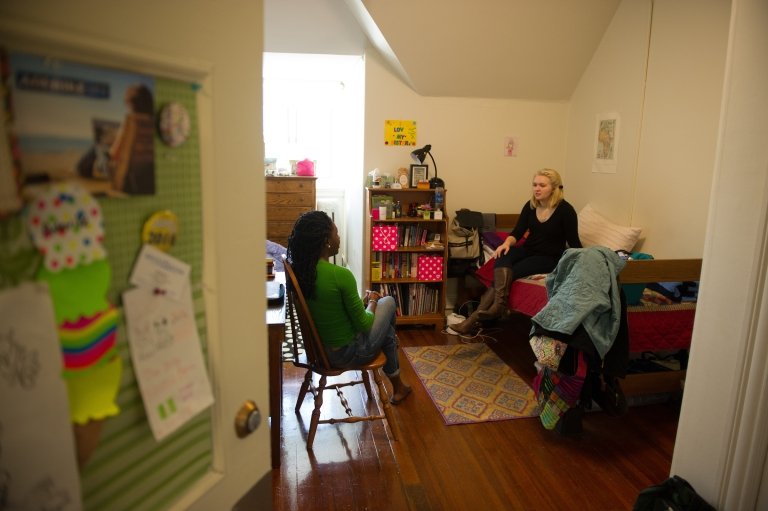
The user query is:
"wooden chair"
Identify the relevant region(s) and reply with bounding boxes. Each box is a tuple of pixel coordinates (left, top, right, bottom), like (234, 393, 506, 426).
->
(283, 258, 400, 449)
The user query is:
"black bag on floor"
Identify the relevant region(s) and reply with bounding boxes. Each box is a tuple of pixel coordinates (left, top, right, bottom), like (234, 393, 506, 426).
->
(633, 475, 715, 511)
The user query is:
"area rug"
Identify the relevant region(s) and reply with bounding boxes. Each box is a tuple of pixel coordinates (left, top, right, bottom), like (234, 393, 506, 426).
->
(402, 343, 540, 425)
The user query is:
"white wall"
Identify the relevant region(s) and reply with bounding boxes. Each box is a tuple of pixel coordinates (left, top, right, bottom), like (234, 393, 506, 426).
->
(364, 49, 570, 216)
(265, 0, 366, 55)
(672, 0, 768, 506)
(564, 0, 651, 225)
(566, 0, 729, 257)
(633, 0, 730, 257)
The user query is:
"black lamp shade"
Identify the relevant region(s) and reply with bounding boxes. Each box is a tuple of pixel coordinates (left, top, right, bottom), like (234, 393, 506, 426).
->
(410, 144, 431, 164)
(410, 144, 443, 188)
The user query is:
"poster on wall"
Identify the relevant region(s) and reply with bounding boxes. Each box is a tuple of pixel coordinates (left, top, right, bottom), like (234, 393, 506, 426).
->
(592, 113, 619, 173)
(7, 51, 156, 197)
(504, 136, 519, 157)
(384, 119, 417, 146)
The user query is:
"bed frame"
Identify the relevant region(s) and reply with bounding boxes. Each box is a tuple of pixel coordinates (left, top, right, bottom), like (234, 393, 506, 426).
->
(490, 213, 702, 397)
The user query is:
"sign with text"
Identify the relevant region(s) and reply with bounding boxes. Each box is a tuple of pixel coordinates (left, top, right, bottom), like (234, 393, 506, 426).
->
(384, 119, 417, 146)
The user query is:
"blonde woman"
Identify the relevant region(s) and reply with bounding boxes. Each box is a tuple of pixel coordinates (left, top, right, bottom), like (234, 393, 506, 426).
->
(452, 169, 582, 334)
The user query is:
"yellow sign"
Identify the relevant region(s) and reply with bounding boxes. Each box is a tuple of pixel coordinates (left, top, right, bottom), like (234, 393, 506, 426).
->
(384, 120, 417, 146)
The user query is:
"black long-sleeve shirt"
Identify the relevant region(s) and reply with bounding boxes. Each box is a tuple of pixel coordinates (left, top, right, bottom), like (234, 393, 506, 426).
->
(510, 200, 582, 258)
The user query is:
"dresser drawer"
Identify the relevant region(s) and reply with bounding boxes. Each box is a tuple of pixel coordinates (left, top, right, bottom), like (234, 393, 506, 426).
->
(267, 206, 312, 222)
(266, 192, 315, 208)
(266, 177, 316, 193)
(267, 222, 296, 240)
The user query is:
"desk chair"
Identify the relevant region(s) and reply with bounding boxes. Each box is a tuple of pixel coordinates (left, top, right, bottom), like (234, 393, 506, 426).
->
(283, 259, 400, 449)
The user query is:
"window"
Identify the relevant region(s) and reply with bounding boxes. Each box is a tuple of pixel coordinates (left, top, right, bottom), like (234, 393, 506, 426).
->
(263, 53, 363, 188)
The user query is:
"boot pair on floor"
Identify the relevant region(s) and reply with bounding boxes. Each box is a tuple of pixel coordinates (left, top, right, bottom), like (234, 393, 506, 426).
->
(452, 267, 514, 335)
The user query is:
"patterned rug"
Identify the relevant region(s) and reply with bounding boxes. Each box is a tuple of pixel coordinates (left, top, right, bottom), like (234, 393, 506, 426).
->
(402, 343, 539, 425)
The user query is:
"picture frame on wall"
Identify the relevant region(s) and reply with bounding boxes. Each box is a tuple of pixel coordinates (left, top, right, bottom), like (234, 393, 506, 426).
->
(410, 164, 428, 188)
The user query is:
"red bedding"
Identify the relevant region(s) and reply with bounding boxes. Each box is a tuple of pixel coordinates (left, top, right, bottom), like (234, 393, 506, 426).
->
(473, 262, 695, 352)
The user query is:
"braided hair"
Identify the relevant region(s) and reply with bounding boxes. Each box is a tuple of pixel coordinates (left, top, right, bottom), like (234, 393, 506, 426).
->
(287, 210, 333, 299)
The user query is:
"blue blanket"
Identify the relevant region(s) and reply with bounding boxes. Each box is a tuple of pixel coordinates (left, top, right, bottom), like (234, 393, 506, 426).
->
(531, 246, 626, 358)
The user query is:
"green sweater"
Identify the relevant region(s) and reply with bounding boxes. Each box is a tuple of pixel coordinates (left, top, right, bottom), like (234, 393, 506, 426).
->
(307, 260, 374, 348)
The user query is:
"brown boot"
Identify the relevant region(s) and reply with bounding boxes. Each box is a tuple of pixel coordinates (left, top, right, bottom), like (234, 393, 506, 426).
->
(450, 283, 493, 335)
(474, 285, 495, 313)
(477, 267, 514, 320)
(450, 310, 481, 335)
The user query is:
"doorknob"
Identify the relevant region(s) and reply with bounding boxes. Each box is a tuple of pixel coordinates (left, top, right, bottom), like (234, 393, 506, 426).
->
(234, 400, 261, 438)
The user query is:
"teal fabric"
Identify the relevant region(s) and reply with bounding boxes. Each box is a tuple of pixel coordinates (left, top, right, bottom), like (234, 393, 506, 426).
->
(532, 246, 626, 358)
(622, 284, 645, 305)
(624, 252, 654, 304)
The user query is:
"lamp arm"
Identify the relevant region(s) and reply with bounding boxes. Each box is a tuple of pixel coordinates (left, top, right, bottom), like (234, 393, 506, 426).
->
(428, 151, 437, 178)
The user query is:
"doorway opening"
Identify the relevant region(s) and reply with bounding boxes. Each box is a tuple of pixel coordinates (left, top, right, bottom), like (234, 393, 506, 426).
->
(263, 52, 365, 276)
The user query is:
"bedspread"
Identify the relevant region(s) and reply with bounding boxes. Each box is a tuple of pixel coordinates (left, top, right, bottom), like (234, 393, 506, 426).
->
(472, 261, 696, 353)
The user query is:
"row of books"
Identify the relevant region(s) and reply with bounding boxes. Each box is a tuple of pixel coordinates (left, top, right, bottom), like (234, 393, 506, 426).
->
(399, 224, 433, 247)
(374, 283, 439, 316)
(372, 253, 444, 280)
(372, 252, 419, 279)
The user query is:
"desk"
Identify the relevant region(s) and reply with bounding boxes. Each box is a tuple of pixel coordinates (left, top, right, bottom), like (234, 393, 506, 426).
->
(266, 272, 286, 469)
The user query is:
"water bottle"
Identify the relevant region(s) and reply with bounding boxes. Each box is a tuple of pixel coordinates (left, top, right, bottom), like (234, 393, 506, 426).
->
(434, 186, 444, 212)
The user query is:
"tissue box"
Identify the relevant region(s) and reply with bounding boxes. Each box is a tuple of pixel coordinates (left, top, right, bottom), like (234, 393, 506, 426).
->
(417, 255, 443, 281)
(372, 225, 398, 251)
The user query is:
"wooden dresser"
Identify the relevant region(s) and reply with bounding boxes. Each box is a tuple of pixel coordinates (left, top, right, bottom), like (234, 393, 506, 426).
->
(266, 176, 317, 247)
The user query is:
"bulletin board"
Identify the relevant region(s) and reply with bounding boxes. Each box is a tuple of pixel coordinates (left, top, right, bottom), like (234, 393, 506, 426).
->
(77, 77, 210, 511)
(0, 67, 211, 509)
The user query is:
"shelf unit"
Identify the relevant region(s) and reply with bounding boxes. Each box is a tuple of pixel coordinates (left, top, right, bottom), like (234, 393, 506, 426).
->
(365, 187, 448, 328)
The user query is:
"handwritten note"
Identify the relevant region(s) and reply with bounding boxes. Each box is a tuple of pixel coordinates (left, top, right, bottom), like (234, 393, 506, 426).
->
(129, 244, 190, 301)
(122, 284, 213, 442)
(0, 283, 82, 510)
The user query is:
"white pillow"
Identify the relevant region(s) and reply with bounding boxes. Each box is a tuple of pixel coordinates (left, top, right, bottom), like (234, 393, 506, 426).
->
(578, 204, 642, 252)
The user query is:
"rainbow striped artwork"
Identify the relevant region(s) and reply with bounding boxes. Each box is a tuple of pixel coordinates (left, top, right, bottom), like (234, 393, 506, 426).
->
(59, 305, 119, 375)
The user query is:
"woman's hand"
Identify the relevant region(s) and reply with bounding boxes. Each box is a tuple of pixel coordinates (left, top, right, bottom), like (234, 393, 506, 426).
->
(493, 237, 516, 258)
(364, 290, 381, 306)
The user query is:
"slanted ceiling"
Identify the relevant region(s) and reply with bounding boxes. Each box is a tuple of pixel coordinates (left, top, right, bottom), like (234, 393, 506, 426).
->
(346, 0, 622, 101)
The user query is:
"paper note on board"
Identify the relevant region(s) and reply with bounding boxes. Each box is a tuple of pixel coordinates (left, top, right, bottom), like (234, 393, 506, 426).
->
(129, 243, 190, 300)
(122, 284, 213, 442)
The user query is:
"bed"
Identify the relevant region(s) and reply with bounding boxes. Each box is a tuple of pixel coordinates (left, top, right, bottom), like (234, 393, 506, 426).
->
(465, 211, 702, 397)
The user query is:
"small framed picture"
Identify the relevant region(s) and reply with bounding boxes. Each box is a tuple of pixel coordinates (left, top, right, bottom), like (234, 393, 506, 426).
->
(410, 164, 428, 188)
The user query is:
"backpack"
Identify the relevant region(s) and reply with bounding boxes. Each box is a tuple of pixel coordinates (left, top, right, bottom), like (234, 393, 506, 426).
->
(633, 475, 715, 511)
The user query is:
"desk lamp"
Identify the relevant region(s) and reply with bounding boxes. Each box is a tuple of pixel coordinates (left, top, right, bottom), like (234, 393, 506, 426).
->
(410, 144, 444, 189)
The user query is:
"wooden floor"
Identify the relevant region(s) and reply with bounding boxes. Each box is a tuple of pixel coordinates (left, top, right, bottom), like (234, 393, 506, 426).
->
(271, 314, 681, 511)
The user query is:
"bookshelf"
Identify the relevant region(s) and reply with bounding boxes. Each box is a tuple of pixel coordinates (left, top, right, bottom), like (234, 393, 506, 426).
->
(365, 187, 448, 328)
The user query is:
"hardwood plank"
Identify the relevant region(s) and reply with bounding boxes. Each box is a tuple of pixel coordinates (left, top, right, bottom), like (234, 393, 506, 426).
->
(273, 318, 680, 511)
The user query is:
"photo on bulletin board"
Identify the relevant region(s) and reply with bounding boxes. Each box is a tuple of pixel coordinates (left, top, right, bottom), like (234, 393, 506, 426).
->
(7, 51, 157, 197)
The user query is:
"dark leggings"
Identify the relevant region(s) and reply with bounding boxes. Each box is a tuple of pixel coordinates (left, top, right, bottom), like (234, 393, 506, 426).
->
(494, 245, 558, 279)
